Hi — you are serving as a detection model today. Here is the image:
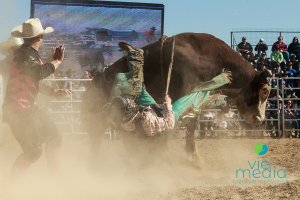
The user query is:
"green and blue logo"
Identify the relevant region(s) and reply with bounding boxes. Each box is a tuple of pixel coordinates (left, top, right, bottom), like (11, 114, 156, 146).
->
(254, 143, 268, 156)
(235, 143, 287, 183)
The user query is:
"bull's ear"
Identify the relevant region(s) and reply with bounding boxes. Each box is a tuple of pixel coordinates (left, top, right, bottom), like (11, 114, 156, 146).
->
(256, 69, 272, 84)
(259, 69, 272, 78)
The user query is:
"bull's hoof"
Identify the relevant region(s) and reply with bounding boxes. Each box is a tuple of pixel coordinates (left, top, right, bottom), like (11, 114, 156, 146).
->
(118, 42, 134, 52)
(187, 151, 203, 169)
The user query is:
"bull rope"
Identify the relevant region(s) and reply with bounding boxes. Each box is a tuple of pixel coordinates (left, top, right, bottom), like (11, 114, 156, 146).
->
(165, 36, 176, 95)
(159, 35, 168, 95)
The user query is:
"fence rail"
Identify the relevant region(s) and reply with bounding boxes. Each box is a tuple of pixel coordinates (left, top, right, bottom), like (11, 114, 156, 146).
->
(0, 76, 299, 138)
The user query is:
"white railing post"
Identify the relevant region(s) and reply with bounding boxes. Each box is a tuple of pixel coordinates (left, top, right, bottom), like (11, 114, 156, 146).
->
(42, 78, 92, 135)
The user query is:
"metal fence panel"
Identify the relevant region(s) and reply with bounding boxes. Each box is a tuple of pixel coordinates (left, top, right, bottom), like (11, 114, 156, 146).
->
(0, 77, 299, 138)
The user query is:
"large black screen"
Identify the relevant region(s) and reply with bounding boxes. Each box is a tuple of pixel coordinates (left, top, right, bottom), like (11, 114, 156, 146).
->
(31, 0, 164, 76)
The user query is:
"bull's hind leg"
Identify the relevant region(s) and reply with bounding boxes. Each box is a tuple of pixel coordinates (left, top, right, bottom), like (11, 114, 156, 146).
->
(185, 117, 200, 161)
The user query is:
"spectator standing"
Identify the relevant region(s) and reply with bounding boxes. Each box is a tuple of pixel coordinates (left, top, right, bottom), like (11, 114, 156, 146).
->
(199, 111, 216, 138)
(254, 38, 268, 57)
(282, 72, 294, 98)
(272, 36, 289, 64)
(284, 100, 299, 131)
(270, 73, 278, 88)
(2, 18, 66, 178)
(288, 37, 300, 60)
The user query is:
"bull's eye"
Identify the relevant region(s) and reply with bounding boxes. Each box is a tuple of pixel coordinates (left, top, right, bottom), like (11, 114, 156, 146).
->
(260, 88, 270, 100)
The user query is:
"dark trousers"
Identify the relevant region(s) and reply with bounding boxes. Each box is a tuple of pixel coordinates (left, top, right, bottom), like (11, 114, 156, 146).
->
(3, 105, 61, 162)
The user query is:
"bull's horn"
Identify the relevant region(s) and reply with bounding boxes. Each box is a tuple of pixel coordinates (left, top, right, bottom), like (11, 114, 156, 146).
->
(253, 115, 262, 124)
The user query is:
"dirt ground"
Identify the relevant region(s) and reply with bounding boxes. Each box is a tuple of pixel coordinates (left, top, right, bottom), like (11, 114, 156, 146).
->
(170, 138, 300, 200)
(0, 124, 299, 200)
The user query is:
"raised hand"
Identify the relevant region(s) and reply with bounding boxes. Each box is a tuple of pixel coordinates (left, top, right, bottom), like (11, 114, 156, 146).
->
(53, 44, 65, 61)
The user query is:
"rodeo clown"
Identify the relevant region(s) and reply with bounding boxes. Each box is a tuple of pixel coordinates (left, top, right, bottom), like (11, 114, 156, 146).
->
(106, 42, 232, 136)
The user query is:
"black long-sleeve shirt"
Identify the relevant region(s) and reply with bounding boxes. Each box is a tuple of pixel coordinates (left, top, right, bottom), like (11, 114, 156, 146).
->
(288, 42, 300, 59)
(4, 44, 55, 111)
(255, 42, 268, 53)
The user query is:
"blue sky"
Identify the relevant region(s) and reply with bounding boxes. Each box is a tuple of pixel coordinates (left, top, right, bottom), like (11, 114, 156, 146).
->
(1, 0, 300, 44)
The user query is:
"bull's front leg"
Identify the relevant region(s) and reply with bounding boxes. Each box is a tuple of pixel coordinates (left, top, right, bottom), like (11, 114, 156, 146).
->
(185, 117, 200, 161)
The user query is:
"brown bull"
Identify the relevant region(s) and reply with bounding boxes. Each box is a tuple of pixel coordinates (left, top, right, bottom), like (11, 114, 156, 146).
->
(82, 33, 271, 157)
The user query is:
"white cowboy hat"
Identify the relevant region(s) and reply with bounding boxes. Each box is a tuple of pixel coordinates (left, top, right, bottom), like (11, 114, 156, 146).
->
(11, 18, 54, 38)
(0, 37, 23, 55)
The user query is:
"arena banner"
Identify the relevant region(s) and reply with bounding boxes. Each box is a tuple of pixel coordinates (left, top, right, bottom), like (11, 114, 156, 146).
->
(31, 0, 164, 74)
